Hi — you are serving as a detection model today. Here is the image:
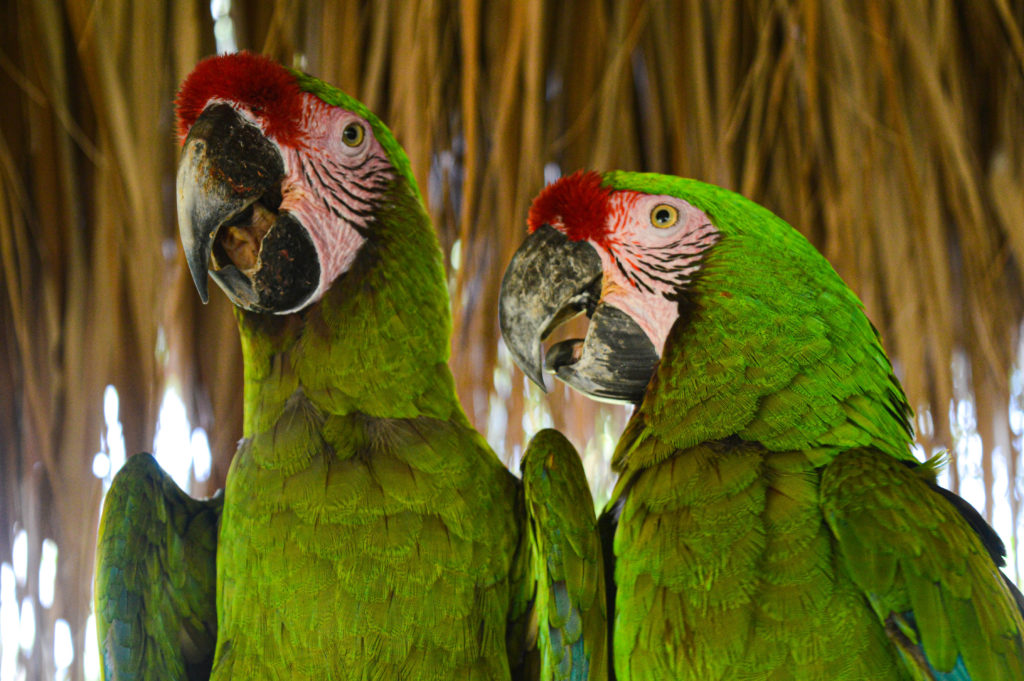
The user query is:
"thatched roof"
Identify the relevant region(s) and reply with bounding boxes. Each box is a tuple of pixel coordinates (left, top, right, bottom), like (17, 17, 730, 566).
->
(1, 1, 1022, 678)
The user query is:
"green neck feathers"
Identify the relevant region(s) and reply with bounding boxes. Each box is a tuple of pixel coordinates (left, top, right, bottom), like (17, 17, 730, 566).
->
(235, 174, 461, 437)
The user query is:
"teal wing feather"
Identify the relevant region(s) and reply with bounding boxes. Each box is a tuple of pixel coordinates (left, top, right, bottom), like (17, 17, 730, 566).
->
(821, 448, 1024, 680)
(520, 429, 609, 681)
(94, 452, 222, 681)
(507, 485, 541, 681)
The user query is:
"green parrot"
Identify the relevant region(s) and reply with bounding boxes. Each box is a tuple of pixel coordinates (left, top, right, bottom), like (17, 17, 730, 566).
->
(498, 169, 1024, 680)
(93, 53, 606, 681)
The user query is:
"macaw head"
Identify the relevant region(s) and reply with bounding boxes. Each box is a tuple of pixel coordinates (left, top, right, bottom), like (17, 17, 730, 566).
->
(499, 170, 905, 420)
(175, 52, 418, 313)
(499, 170, 728, 403)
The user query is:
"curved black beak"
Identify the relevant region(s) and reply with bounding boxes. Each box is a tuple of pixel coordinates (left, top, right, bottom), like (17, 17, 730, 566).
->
(498, 224, 659, 404)
(177, 103, 318, 312)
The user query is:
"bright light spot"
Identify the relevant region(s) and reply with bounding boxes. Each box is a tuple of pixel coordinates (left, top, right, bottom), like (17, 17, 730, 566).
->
(191, 428, 212, 483)
(543, 162, 562, 185)
(38, 539, 58, 609)
(955, 397, 975, 432)
(84, 613, 100, 681)
(916, 407, 934, 439)
(18, 598, 34, 653)
(211, 0, 237, 54)
(54, 619, 73, 671)
(154, 388, 194, 491)
(955, 430, 987, 517)
(494, 340, 513, 398)
(909, 442, 926, 462)
(103, 386, 119, 427)
(450, 239, 462, 273)
(104, 385, 127, 481)
(209, 0, 229, 18)
(487, 340, 516, 460)
(991, 446, 1016, 581)
(960, 475, 987, 519)
(11, 532, 26, 587)
(214, 17, 237, 53)
(1010, 394, 1024, 437)
(92, 452, 110, 479)
(485, 393, 508, 459)
(948, 353, 984, 510)
(1, 563, 19, 681)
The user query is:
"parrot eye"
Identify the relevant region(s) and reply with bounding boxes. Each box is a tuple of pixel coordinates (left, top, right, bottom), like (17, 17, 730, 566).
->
(650, 204, 679, 229)
(342, 123, 365, 147)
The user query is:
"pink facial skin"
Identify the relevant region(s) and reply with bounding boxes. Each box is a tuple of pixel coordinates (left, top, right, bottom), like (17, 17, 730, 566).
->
(273, 95, 393, 311)
(594, 191, 718, 354)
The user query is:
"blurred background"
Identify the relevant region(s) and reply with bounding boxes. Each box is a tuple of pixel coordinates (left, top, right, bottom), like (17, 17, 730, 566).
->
(1, 0, 1023, 678)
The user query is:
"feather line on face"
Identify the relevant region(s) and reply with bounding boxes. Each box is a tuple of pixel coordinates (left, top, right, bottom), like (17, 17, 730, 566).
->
(597, 190, 719, 354)
(277, 96, 395, 308)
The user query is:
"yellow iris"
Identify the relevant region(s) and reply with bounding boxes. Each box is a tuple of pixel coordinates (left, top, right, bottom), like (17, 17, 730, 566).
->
(650, 204, 679, 228)
(342, 123, 365, 147)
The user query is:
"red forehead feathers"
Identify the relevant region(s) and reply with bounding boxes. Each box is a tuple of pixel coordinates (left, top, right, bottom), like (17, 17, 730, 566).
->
(527, 170, 612, 244)
(175, 52, 304, 145)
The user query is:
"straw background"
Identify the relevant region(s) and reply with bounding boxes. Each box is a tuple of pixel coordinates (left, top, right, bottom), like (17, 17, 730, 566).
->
(2, 1, 1023, 678)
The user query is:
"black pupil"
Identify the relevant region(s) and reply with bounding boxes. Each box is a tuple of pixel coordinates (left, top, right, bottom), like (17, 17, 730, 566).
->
(345, 125, 359, 141)
(656, 209, 670, 223)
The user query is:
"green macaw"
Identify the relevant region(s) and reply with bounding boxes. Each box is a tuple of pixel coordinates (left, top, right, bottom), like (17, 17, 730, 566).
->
(498, 169, 1024, 680)
(93, 52, 606, 681)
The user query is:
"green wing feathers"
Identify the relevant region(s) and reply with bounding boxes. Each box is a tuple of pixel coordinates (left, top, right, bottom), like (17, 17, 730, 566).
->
(94, 453, 222, 681)
(520, 429, 609, 681)
(822, 448, 1024, 680)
